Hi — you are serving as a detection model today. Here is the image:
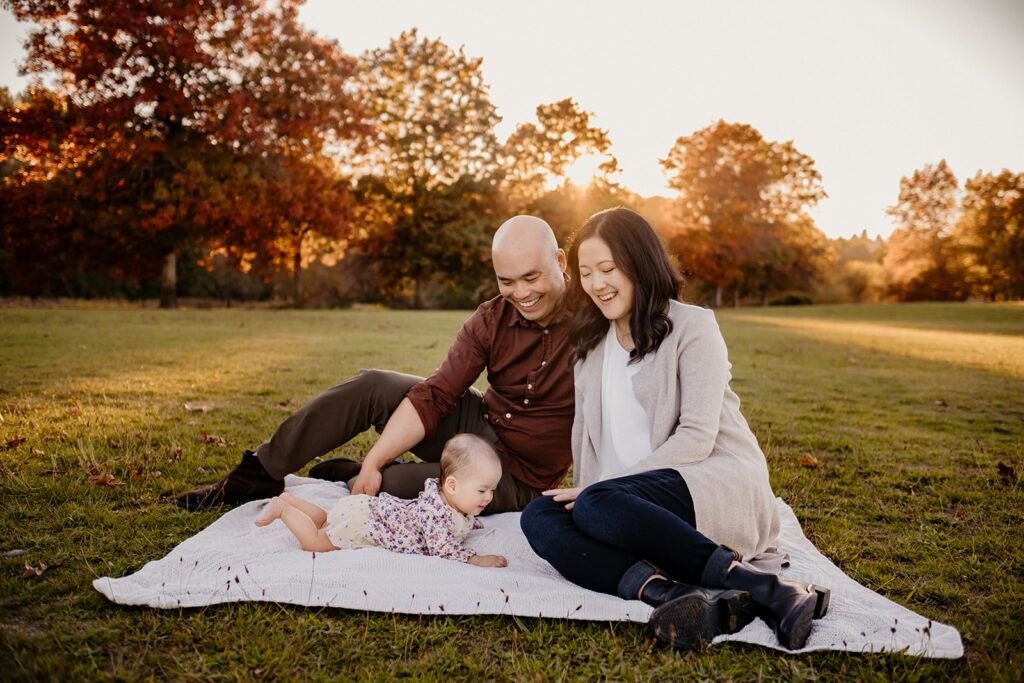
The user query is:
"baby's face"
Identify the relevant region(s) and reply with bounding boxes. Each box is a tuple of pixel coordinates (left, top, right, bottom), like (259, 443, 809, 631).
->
(444, 457, 503, 516)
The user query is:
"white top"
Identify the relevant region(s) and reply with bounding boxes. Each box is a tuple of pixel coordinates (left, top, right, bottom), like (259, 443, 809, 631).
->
(597, 324, 652, 481)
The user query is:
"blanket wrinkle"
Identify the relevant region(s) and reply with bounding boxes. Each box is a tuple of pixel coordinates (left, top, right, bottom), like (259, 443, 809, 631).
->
(94, 476, 963, 658)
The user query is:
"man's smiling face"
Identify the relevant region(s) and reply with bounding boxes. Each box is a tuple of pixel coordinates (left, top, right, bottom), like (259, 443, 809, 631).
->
(492, 218, 567, 327)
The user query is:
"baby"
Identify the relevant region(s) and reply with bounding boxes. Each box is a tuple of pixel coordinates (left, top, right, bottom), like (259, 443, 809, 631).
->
(255, 433, 508, 567)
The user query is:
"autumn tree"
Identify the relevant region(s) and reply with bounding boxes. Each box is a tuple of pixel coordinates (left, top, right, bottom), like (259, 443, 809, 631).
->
(353, 29, 503, 307)
(660, 120, 828, 306)
(502, 98, 619, 211)
(1, 0, 367, 307)
(954, 170, 1024, 301)
(883, 160, 966, 301)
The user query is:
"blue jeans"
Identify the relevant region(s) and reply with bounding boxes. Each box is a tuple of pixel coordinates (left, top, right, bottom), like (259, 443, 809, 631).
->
(520, 469, 719, 596)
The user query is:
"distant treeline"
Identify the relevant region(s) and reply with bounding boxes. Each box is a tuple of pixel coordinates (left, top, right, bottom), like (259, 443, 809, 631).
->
(1, 3, 1020, 308)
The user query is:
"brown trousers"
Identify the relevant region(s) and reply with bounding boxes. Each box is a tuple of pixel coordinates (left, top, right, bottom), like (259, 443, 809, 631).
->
(254, 369, 541, 514)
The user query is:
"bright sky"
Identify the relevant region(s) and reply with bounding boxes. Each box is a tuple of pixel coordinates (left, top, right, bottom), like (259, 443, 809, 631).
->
(2, 0, 1022, 239)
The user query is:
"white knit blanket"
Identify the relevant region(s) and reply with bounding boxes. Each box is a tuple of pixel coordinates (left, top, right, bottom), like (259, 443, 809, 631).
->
(94, 476, 962, 658)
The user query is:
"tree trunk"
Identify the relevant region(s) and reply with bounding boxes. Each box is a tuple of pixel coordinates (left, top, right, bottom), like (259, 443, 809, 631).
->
(160, 251, 177, 309)
(715, 286, 723, 308)
(293, 250, 304, 309)
(733, 290, 740, 308)
(413, 277, 423, 310)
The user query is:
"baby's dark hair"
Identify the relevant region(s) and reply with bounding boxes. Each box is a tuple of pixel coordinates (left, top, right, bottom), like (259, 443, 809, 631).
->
(439, 433, 501, 485)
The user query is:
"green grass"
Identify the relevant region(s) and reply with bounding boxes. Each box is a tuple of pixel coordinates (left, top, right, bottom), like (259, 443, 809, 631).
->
(1, 302, 1021, 681)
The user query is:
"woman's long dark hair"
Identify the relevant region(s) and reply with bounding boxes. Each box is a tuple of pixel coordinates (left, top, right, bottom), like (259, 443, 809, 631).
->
(567, 207, 682, 365)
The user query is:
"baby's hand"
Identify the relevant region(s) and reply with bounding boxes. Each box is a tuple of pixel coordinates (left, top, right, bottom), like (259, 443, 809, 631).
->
(468, 554, 508, 568)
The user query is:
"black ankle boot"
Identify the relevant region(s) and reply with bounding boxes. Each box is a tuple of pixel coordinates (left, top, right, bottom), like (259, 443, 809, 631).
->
(174, 450, 284, 511)
(701, 547, 821, 650)
(618, 561, 757, 650)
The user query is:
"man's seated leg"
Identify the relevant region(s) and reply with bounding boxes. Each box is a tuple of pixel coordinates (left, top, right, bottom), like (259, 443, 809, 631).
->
(174, 369, 422, 510)
(347, 461, 441, 500)
(482, 460, 542, 515)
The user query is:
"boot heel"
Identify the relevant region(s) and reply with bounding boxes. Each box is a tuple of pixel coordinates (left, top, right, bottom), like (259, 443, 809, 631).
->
(810, 585, 830, 619)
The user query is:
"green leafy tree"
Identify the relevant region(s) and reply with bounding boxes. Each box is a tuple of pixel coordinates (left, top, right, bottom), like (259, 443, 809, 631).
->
(353, 29, 503, 306)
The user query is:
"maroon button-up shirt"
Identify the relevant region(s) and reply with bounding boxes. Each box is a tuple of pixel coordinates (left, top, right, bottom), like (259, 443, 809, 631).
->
(404, 295, 574, 490)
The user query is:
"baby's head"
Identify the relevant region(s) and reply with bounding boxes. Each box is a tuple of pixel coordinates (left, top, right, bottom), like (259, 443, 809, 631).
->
(438, 433, 503, 516)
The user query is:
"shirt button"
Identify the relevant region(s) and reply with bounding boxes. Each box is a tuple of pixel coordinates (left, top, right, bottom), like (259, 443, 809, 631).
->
(527, 384, 533, 390)
(523, 399, 530, 405)
(505, 412, 511, 419)
(543, 329, 549, 335)
(541, 360, 547, 366)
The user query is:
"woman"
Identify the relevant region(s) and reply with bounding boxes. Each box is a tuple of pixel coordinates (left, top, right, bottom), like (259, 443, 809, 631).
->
(520, 207, 828, 650)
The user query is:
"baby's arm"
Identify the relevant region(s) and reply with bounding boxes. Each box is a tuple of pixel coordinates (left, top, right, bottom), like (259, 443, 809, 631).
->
(419, 506, 505, 566)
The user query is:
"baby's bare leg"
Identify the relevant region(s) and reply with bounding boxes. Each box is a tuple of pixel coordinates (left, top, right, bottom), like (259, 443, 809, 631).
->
(278, 492, 328, 528)
(281, 505, 337, 552)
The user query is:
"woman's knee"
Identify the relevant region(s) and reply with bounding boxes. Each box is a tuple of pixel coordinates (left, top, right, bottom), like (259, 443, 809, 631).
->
(520, 496, 563, 548)
(571, 482, 625, 534)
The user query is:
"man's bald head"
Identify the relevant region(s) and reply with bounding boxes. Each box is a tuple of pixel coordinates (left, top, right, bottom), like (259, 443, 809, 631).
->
(491, 215, 567, 326)
(492, 215, 559, 257)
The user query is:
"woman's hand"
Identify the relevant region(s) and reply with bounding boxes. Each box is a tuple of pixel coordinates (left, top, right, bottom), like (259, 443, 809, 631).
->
(468, 554, 508, 568)
(542, 486, 582, 510)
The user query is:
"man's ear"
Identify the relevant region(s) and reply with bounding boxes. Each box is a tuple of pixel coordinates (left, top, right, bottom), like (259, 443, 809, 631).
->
(555, 248, 567, 272)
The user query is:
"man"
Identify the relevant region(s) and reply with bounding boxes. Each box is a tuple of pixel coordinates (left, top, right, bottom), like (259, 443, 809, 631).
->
(175, 215, 575, 514)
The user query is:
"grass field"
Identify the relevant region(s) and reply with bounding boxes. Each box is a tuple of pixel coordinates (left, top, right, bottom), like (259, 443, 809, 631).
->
(1, 302, 1022, 681)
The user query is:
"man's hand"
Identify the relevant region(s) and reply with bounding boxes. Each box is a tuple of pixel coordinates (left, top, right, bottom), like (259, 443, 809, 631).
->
(350, 465, 383, 496)
(542, 486, 582, 510)
(468, 554, 508, 568)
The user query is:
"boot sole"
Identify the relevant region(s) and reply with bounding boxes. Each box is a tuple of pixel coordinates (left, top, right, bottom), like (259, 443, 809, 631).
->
(811, 585, 830, 619)
(776, 591, 817, 650)
(649, 590, 755, 650)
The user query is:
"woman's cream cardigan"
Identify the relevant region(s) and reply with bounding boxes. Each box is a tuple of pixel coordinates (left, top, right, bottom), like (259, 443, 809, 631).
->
(572, 301, 781, 559)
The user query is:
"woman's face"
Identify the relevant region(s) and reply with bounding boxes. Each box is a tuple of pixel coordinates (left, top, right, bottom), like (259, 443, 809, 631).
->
(577, 236, 634, 325)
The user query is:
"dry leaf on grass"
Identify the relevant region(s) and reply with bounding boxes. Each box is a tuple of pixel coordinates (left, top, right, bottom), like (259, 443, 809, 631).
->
(184, 401, 214, 413)
(32, 448, 45, 456)
(997, 461, 1015, 483)
(3, 436, 27, 450)
(68, 401, 84, 417)
(199, 432, 230, 447)
(23, 560, 62, 579)
(86, 467, 122, 488)
(797, 453, 822, 468)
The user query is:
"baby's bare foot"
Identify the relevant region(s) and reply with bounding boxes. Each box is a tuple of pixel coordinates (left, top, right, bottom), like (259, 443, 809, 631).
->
(255, 496, 285, 527)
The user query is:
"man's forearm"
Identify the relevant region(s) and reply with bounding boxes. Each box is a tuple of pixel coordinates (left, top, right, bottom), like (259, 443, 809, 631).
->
(361, 397, 426, 470)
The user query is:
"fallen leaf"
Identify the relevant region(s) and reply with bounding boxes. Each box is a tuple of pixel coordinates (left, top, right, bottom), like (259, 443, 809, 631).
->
(68, 400, 83, 417)
(32, 448, 45, 457)
(199, 432, 229, 447)
(997, 461, 1015, 482)
(797, 453, 822, 468)
(934, 399, 948, 407)
(3, 436, 26, 450)
(86, 467, 122, 488)
(22, 560, 61, 578)
(184, 401, 214, 413)
(4, 549, 26, 557)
